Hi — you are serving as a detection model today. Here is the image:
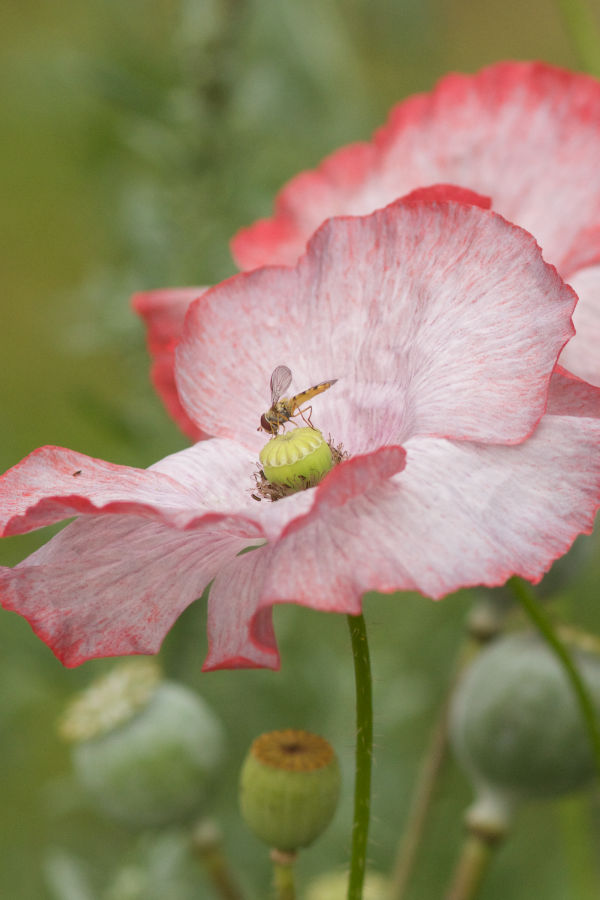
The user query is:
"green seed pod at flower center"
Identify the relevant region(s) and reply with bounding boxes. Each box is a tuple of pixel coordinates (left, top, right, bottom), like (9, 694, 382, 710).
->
(239, 729, 341, 852)
(259, 428, 333, 490)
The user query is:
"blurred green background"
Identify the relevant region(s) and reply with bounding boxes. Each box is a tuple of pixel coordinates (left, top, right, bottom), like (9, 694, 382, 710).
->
(1, 0, 600, 897)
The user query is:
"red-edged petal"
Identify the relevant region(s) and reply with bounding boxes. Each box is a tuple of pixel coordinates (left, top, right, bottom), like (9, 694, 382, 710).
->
(199, 384, 600, 671)
(559, 265, 600, 386)
(546, 366, 600, 416)
(132, 287, 208, 440)
(397, 184, 491, 209)
(232, 141, 379, 271)
(231, 62, 600, 274)
(202, 545, 279, 671)
(177, 199, 575, 451)
(0, 516, 252, 666)
(258, 379, 600, 611)
(0, 440, 263, 537)
(200, 445, 407, 670)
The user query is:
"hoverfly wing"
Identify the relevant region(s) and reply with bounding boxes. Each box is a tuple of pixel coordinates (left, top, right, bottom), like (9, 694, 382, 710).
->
(269, 365, 293, 405)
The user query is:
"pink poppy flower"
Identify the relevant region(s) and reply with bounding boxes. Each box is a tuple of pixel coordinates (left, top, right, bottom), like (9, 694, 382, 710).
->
(2, 197, 600, 670)
(135, 61, 600, 437)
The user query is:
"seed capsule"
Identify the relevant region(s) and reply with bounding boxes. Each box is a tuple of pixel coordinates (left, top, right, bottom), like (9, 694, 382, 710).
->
(239, 729, 341, 852)
(450, 631, 600, 802)
(259, 427, 333, 490)
(60, 660, 225, 827)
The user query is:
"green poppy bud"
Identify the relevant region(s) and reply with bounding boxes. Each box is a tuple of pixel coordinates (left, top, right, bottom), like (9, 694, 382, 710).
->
(450, 632, 600, 808)
(60, 660, 225, 827)
(239, 729, 341, 852)
(259, 428, 333, 489)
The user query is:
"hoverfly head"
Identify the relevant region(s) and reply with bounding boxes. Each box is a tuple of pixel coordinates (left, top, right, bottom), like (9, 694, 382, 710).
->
(259, 413, 276, 434)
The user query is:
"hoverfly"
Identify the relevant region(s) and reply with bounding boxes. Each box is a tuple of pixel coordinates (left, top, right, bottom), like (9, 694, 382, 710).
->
(259, 365, 337, 434)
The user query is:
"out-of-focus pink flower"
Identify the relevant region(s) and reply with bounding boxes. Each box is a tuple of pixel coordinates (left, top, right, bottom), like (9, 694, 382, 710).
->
(132, 288, 208, 441)
(3, 198, 600, 670)
(136, 62, 600, 436)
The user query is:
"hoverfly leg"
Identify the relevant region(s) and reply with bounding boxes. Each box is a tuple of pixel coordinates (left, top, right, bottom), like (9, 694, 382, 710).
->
(295, 404, 314, 429)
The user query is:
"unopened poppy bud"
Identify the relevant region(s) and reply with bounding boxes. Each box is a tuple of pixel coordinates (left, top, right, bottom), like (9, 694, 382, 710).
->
(239, 729, 340, 852)
(303, 870, 391, 899)
(259, 428, 333, 489)
(60, 660, 225, 827)
(450, 632, 600, 806)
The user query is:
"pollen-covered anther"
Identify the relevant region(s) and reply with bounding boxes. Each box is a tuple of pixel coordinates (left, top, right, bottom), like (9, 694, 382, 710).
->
(256, 427, 336, 499)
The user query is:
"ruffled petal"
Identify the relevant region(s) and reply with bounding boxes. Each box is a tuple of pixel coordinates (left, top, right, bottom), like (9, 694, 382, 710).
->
(0, 440, 263, 536)
(256, 379, 600, 610)
(0, 515, 252, 666)
(231, 62, 600, 274)
(202, 545, 279, 671)
(201, 445, 407, 670)
(559, 265, 600, 386)
(177, 200, 575, 451)
(132, 287, 208, 440)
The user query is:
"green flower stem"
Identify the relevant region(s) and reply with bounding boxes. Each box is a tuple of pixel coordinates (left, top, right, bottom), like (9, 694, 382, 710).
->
(444, 831, 497, 900)
(271, 850, 297, 900)
(507, 577, 600, 778)
(192, 820, 244, 900)
(346, 613, 373, 900)
(555, 0, 600, 77)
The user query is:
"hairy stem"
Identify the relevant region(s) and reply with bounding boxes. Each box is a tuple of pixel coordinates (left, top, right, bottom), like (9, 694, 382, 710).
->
(347, 613, 374, 900)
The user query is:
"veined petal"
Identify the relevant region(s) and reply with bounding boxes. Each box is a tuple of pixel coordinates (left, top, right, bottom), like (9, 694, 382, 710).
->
(281, 444, 407, 537)
(559, 265, 600, 386)
(231, 62, 600, 274)
(0, 440, 263, 537)
(177, 200, 574, 451)
(202, 545, 279, 671)
(257, 381, 600, 612)
(0, 447, 190, 536)
(546, 366, 600, 416)
(194, 447, 406, 670)
(132, 287, 208, 440)
(0, 516, 251, 666)
(133, 189, 491, 443)
(200, 382, 600, 671)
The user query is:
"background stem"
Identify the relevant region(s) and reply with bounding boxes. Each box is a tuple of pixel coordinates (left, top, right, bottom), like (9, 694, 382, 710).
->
(389, 593, 508, 899)
(555, 0, 600, 77)
(444, 832, 497, 900)
(346, 613, 374, 900)
(192, 820, 244, 900)
(507, 577, 600, 778)
(389, 647, 467, 899)
(271, 850, 297, 900)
